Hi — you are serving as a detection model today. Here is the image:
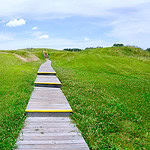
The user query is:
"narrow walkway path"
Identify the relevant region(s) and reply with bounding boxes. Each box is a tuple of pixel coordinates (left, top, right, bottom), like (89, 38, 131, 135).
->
(16, 59, 89, 149)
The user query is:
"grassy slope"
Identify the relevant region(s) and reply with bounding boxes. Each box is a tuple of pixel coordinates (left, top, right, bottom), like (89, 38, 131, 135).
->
(0, 51, 44, 150)
(49, 47, 150, 149)
(0, 47, 149, 149)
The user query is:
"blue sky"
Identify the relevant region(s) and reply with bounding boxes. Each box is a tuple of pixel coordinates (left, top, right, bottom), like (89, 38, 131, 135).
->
(0, 0, 150, 50)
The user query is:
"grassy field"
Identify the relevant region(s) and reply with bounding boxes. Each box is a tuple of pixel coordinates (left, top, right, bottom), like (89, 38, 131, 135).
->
(49, 47, 150, 149)
(0, 50, 44, 150)
(0, 47, 149, 149)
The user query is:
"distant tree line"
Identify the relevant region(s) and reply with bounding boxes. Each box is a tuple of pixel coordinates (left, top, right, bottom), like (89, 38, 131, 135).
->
(63, 44, 150, 52)
(63, 46, 103, 51)
(63, 48, 82, 52)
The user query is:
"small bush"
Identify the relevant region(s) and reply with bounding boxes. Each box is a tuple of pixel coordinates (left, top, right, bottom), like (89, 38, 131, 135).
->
(113, 43, 124, 47)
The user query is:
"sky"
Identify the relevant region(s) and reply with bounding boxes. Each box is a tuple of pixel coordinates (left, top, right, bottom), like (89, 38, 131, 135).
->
(0, 0, 150, 50)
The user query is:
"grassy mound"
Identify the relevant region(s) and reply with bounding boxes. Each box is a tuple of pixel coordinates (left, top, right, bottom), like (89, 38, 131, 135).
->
(0, 50, 44, 150)
(49, 47, 150, 149)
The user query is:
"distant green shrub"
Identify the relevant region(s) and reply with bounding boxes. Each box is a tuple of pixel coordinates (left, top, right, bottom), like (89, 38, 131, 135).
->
(63, 48, 82, 52)
(113, 43, 124, 47)
(146, 48, 150, 52)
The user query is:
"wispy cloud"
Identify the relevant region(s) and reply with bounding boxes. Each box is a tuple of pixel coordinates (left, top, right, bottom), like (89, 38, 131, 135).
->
(32, 26, 38, 30)
(32, 31, 49, 39)
(39, 34, 49, 39)
(6, 18, 26, 27)
(0, 0, 149, 19)
(106, 5, 150, 47)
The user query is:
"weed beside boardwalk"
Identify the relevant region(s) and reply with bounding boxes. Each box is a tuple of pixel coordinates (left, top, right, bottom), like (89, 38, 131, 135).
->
(49, 47, 150, 149)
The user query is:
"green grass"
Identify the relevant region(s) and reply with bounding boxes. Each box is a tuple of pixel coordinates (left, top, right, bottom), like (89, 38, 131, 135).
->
(0, 47, 149, 149)
(0, 51, 44, 150)
(48, 47, 150, 149)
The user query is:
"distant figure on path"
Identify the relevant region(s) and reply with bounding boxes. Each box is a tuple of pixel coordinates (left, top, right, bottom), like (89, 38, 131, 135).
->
(43, 50, 48, 58)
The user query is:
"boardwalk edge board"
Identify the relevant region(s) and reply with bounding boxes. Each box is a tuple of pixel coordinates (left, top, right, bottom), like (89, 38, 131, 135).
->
(37, 72, 56, 75)
(34, 82, 62, 88)
(34, 82, 61, 85)
(25, 109, 73, 113)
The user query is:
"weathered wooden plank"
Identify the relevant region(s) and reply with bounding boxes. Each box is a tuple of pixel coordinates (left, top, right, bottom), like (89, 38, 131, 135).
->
(25, 120, 71, 123)
(25, 117, 70, 121)
(28, 100, 69, 104)
(30, 87, 65, 96)
(33, 87, 60, 90)
(30, 93, 65, 98)
(30, 95, 65, 99)
(26, 106, 71, 109)
(27, 104, 71, 107)
(24, 122, 74, 126)
(21, 128, 77, 133)
(35, 75, 61, 84)
(22, 123, 76, 127)
(18, 135, 82, 140)
(38, 67, 55, 73)
(17, 139, 85, 145)
(17, 144, 88, 149)
(19, 132, 80, 137)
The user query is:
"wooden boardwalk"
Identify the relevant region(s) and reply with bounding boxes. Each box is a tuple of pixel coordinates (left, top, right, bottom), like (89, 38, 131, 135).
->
(38, 60, 56, 73)
(16, 60, 89, 149)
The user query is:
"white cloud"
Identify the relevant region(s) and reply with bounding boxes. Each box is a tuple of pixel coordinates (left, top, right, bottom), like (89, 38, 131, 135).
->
(32, 31, 49, 39)
(6, 18, 26, 27)
(32, 26, 38, 30)
(39, 34, 49, 39)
